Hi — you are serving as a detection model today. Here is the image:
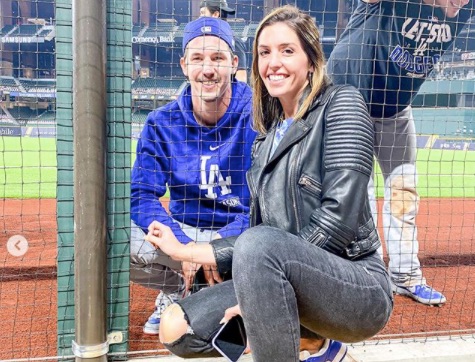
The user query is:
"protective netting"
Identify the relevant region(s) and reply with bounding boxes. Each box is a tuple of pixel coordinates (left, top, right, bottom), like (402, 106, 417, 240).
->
(0, 0, 474, 360)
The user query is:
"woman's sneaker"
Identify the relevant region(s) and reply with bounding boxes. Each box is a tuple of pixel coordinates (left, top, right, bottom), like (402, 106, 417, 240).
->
(392, 284, 447, 305)
(300, 339, 348, 362)
(143, 291, 179, 335)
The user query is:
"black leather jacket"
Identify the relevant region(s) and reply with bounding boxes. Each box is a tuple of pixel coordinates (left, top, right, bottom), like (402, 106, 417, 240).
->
(211, 84, 381, 274)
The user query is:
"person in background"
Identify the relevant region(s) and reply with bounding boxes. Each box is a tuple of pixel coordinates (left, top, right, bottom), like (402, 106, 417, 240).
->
(130, 17, 255, 335)
(327, 0, 475, 306)
(200, 0, 249, 82)
(134, 54, 141, 78)
(144, 5, 393, 362)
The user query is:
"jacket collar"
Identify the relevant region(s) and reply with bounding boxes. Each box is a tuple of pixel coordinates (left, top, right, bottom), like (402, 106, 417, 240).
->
(264, 83, 337, 163)
(267, 118, 311, 164)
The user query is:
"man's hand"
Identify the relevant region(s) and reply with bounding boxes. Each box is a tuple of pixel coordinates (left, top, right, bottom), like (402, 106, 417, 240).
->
(181, 262, 223, 291)
(182, 242, 222, 289)
(202, 264, 223, 286)
(182, 259, 200, 292)
(203, 233, 223, 285)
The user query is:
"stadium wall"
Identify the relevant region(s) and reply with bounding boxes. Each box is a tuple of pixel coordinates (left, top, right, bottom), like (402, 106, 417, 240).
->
(413, 79, 475, 135)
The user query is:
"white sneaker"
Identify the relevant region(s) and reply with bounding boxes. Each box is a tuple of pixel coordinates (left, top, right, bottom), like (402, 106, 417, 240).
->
(392, 283, 447, 305)
(143, 291, 179, 335)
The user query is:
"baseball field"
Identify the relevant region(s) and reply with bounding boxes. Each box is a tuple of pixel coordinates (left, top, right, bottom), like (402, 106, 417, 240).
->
(0, 136, 474, 358)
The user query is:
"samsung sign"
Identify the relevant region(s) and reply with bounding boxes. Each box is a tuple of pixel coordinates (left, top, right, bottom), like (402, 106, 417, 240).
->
(9, 91, 56, 98)
(1, 36, 45, 43)
(132, 35, 173, 44)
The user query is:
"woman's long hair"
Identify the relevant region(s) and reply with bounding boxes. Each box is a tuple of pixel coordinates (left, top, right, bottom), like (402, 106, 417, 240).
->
(251, 5, 329, 134)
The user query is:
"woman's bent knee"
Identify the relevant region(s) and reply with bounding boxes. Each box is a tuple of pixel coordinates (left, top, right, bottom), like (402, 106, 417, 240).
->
(160, 303, 221, 358)
(159, 303, 188, 344)
(235, 226, 287, 267)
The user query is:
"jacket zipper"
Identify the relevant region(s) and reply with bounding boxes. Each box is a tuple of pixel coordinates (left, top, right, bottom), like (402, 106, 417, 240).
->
(258, 182, 266, 223)
(291, 146, 302, 231)
(255, 137, 272, 224)
(298, 175, 322, 196)
(247, 170, 258, 226)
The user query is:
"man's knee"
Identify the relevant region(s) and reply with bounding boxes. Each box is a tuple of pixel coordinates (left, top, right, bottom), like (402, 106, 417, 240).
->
(130, 220, 154, 262)
(159, 303, 189, 344)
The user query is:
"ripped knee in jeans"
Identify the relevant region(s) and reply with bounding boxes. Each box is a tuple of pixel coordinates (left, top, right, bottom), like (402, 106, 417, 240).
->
(159, 303, 193, 344)
(163, 333, 220, 358)
(160, 304, 220, 358)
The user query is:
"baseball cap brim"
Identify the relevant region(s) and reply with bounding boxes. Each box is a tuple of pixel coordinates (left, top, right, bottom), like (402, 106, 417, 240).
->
(200, 1, 236, 14)
(220, 6, 235, 14)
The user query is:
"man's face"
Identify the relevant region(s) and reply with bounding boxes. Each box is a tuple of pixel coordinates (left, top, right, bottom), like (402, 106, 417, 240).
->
(424, 0, 470, 18)
(181, 35, 237, 103)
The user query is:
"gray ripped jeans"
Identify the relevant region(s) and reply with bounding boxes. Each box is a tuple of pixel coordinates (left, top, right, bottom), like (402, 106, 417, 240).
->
(164, 225, 393, 361)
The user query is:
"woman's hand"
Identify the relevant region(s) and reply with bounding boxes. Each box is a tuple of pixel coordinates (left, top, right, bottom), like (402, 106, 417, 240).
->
(219, 305, 251, 354)
(146, 221, 218, 266)
(220, 304, 242, 324)
(145, 220, 184, 260)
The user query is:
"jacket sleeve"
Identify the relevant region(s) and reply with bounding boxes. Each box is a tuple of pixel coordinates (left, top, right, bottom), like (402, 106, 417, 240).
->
(210, 235, 238, 275)
(298, 86, 374, 255)
(131, 115, 192, 244)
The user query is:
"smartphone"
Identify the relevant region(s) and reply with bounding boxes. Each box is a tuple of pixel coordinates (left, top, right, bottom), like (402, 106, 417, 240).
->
(212, 315, 247, 362)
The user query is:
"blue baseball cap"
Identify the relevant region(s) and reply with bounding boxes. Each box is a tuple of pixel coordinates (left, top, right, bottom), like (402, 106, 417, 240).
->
(182, 17, 235, 53)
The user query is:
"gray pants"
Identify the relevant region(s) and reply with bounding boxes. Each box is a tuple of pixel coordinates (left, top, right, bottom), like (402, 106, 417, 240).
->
(164, 226, 393, 361)
(368, 106, 425, 287)
(130, 220, 216, 295)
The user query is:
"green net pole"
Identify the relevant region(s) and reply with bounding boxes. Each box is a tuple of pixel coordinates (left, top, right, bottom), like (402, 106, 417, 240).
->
(57, 0, 131, 358)
(106, 0, 132, 356)
(56, 0, 75, 356)
(72, 0, 108, 360)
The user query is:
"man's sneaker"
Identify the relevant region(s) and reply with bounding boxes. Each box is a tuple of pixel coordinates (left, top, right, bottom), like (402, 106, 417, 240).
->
(143, 291, 179, 335)
(393, 284, 447, 305)
(300, 339, 347, 362)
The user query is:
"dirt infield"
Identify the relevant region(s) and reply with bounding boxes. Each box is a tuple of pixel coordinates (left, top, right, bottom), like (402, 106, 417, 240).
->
(0, 198, 474, 359)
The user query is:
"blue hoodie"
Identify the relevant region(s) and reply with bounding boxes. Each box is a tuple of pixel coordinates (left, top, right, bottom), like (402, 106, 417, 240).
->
(131, 81, 256, 244)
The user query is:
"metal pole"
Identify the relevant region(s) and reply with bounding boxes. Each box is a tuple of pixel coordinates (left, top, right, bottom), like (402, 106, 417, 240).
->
(72, 0, 108, 361)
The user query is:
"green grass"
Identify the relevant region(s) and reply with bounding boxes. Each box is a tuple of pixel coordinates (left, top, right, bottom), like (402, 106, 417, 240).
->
(0, 137, 57, 198)
(374, 149, 475, 198)
(1, 137, 474, 199)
